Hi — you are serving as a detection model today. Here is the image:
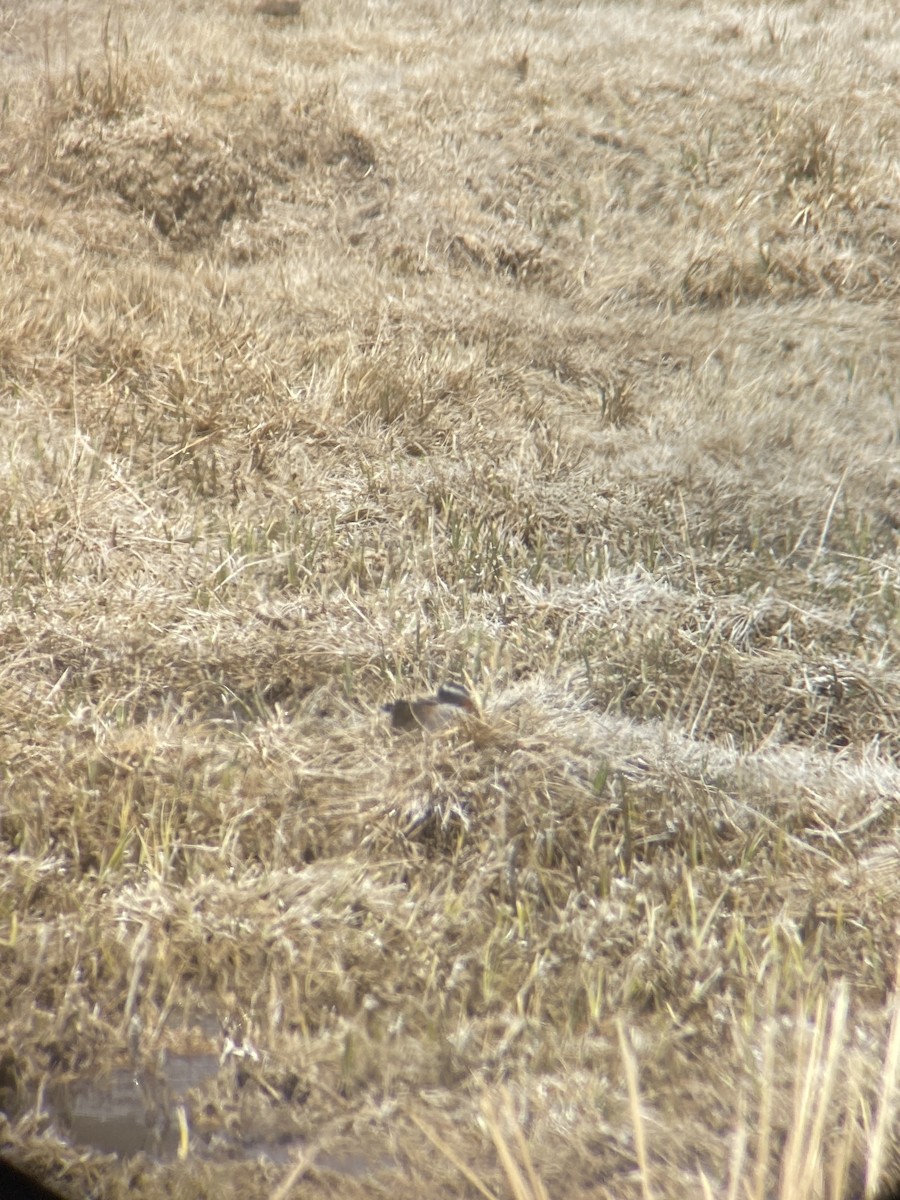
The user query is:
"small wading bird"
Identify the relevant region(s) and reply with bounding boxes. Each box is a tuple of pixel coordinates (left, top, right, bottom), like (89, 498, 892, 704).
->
(383, 682, 476, 732)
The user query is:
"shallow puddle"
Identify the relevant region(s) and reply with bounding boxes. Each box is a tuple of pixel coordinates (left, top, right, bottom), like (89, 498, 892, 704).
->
(52, 1053, 220, 1161)
(50, 1054, 395, 1175)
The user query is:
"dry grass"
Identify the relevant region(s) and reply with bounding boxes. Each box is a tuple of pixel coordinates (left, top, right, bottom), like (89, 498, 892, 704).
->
(1, 0, 899, 1197)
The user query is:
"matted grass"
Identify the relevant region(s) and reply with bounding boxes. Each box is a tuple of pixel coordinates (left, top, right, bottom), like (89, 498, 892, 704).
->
(1, 0, 899, 1197)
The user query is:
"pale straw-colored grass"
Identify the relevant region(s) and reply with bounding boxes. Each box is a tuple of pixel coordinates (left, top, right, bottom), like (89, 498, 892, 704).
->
(1, 1, 899, 1197)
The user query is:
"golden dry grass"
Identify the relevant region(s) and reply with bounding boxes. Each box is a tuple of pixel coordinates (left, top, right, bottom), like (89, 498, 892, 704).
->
(1, 0, 899, 1197)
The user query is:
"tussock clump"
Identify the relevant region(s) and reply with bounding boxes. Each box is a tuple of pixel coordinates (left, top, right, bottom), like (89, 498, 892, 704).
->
(52, 112, 259, 245)
(226, 89, 378, 184)
(446, 225, 549, 285)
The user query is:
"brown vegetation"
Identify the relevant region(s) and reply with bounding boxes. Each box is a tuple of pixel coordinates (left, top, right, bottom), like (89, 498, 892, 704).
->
(0, 0, 899, 1197)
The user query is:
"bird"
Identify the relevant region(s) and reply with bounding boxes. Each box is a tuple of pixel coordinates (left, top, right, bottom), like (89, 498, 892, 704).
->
(383, 682, 476, 732)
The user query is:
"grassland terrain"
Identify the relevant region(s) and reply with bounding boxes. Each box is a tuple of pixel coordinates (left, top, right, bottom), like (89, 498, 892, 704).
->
(1, 0, 899, 1196)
